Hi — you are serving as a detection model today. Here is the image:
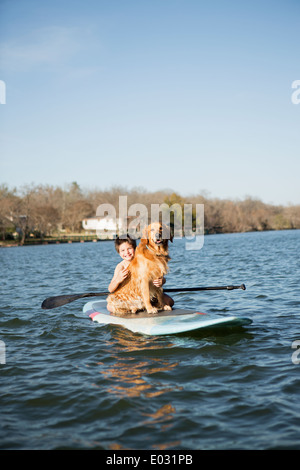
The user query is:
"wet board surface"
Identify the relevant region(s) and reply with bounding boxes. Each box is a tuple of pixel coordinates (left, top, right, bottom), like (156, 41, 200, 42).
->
(83, 300, 252, 336)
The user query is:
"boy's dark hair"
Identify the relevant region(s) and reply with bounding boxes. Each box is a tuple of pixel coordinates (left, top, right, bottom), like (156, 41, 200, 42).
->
(114, 235, 137, 253)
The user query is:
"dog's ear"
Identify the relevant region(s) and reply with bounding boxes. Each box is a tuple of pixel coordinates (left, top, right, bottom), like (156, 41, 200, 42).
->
(140, 224, 149, 245)
(162, 224, 173, 242)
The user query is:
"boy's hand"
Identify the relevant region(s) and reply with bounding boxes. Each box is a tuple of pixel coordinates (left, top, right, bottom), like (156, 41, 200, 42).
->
(153, 277, 163, 287)
(118, 266, 129, 282)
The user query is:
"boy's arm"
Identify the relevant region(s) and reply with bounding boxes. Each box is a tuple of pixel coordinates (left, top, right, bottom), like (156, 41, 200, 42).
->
(108, 263, 129, 293)
(108, 265, 120, 293)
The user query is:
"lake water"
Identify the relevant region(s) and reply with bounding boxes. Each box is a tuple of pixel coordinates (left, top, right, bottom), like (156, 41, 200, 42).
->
(1, 229, 300, 450)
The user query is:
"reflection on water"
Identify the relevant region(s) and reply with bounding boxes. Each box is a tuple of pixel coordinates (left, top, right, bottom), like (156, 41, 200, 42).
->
(94, 330, 184, 449)
(142, 403, 176, 426)
(106, 328, 175, 352)
(95, 329, 183, 401)
(98, 355, 182, 399)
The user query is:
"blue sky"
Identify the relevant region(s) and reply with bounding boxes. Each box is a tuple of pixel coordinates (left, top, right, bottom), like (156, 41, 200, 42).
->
(0, 0, 299, 205)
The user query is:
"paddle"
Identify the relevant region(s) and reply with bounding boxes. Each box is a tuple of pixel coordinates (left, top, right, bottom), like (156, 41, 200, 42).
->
(41, 284, 246, 310)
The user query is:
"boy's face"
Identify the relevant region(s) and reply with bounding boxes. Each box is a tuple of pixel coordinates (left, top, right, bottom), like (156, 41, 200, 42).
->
(119, 242, 135, 262)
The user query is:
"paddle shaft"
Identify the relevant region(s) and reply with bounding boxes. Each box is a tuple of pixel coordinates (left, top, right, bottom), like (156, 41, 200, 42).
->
(41, 284, 246, 310)
(165, 284, 246, 293)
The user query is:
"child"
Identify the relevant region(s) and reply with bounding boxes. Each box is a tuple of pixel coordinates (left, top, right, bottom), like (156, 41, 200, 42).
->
(107, 235, 174, 313)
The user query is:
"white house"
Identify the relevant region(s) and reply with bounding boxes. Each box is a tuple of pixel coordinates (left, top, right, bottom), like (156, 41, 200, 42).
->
(82, 217, 126, 239)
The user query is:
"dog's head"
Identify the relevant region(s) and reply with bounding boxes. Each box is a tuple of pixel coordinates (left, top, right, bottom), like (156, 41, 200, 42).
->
(141, 222, 173, 249)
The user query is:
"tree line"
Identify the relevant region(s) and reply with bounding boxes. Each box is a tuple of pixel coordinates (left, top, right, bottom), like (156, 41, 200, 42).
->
(1, 182, 300, 244)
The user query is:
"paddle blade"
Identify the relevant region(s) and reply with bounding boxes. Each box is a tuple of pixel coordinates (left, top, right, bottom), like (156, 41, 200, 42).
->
(41, 292, 109, 310)
(41, 294, 85, 309)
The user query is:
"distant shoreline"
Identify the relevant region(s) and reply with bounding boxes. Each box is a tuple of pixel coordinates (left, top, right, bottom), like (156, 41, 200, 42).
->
(1, 227, 299, 248)
(1, 185, 300, 245)
(0, 235, 105, 247)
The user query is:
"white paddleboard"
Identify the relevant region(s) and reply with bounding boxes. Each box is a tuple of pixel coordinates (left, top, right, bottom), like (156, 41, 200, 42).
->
(83, 300, 252, 336)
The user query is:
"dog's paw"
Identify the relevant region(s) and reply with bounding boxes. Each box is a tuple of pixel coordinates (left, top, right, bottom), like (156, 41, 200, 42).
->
(147, 307, 158, 314)
(163, 305, 172, 311)
(130, 307, 138, 314)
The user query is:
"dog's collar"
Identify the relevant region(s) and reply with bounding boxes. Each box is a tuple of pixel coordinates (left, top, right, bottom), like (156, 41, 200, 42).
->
(145, 244, 167, 257)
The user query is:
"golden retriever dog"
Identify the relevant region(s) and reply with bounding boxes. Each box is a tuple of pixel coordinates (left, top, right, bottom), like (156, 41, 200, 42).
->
(107, 222, 173, 316)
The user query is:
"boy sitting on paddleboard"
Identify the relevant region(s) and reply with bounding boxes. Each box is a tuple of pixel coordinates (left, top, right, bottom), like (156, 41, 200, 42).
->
(107, 235, 174, 313)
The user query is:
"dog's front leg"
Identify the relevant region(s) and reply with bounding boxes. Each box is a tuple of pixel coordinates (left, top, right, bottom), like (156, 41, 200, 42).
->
(141, 279, 158, 314)
(154, 288, 172, 311)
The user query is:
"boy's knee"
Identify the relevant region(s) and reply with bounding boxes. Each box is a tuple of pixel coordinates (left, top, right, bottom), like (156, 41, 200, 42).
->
(164, 294, 174, 307)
